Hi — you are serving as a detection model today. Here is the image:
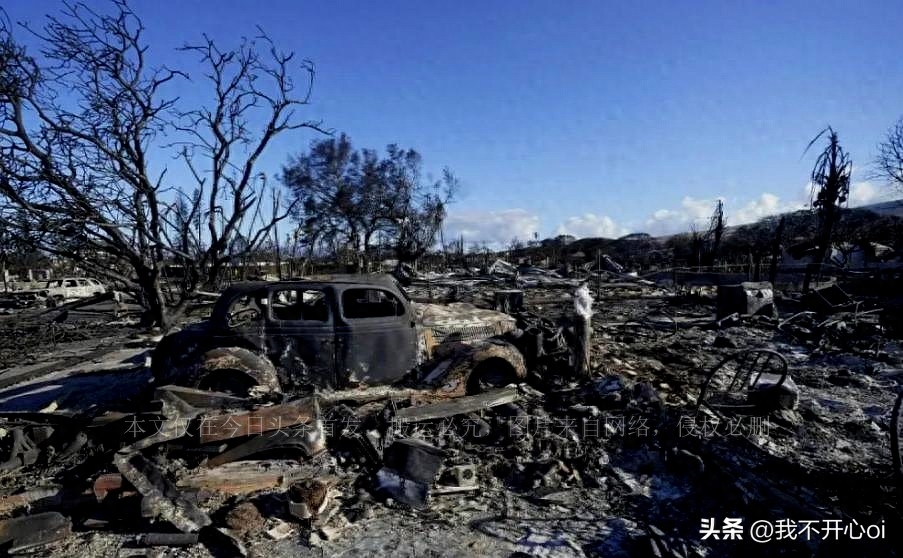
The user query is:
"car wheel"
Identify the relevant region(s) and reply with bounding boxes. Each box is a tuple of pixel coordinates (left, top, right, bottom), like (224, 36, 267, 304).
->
(466, 357, 519, 394)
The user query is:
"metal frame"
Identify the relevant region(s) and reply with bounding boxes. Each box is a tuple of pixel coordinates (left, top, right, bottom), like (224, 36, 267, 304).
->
(696, 348, 789, 416)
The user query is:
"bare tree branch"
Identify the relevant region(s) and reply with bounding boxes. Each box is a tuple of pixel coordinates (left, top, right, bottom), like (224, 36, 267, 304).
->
(0, 1, 326, 327)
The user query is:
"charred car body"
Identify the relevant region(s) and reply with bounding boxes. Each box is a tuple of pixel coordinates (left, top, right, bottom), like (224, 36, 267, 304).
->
(1, 277, 107, 309)
(152, 275, 527, 398)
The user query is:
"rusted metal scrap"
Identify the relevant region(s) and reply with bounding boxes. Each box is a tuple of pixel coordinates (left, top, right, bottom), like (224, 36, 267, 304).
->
(424, 339, 526, 396)
(376, 439, 446, 510)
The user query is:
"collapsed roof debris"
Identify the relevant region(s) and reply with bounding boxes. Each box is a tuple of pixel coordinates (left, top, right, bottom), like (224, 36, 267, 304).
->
(0, 268, 899, 557)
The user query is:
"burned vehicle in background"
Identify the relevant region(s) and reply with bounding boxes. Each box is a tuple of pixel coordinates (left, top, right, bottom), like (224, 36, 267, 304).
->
(152, 275, 527, 398)
(1, 277, 107, 309)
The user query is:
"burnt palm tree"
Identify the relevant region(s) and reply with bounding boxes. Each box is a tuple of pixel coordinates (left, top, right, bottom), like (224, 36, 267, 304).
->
(805, 127, 852, 264)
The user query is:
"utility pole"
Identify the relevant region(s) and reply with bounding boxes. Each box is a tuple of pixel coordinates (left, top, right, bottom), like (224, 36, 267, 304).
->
(265, 175, 282, 280)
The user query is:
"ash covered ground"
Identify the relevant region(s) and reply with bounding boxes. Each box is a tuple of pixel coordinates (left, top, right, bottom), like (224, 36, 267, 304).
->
(0, 275, 901, 558)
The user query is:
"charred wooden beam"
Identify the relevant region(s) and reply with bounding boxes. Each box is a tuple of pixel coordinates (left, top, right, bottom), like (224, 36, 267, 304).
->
(114, 452, 211, 533)
(177, 461, 294, 495)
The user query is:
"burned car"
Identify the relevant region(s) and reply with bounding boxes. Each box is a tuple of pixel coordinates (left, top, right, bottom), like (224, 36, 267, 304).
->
(1, 277, 107, 309)
(152, 275, 526, 398)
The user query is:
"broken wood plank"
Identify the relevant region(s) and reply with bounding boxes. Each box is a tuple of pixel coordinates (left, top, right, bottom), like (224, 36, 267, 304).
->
(396, 386, 518, 422)
(198, 397, 320, 444)
(179, 472, 283, 495)
(181, 463, 335, 496)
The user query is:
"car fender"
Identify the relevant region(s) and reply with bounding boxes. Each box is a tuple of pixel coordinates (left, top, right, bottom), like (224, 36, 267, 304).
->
(421, 338, 526, 397)
(191, 346, 282, 397)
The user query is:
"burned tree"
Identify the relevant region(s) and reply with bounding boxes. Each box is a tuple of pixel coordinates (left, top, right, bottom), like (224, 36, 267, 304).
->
(876, 117, 903, 192)
(283, 137, 457, 271)
(0, 2, 324, 327)
(281, 134, 370, 270)
(706, 199, 725, 266)
(805, 127, 851, 264)
(688, 224, 704, 268)
(723, 218, 774, 280)
(382, 149, 458, 269)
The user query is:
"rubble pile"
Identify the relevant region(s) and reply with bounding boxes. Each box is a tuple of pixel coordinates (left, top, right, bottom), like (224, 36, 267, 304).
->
(0, 269, 900, 557)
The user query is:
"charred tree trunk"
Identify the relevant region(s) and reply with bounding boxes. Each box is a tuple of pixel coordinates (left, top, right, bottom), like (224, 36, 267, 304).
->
(769, 217, 785, 286)
(807, 128, 851, 264)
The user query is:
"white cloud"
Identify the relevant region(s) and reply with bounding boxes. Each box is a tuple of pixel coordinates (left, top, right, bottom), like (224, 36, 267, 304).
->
(733, 193, 792, 224)
(800, 179, 895, 208)
(643, 196, 724, 235)
(444, 208, 541, 247)
(555, 213, 629, 239)
(443, 181, 898, 248)
(848, 180, 895, 207)
(643, 193, 805, 236)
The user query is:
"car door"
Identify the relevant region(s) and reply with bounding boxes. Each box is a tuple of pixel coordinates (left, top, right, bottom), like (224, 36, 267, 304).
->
(264, 286, 337, 390)
(64, 278, 79, 299)
(334, 285, 417, 386)
(87, 278, 105, 296)
(76, 279, 91, 297)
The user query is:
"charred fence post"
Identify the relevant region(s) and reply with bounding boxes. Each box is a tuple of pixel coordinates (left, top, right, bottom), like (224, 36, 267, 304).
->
(573, 284, 594, 377)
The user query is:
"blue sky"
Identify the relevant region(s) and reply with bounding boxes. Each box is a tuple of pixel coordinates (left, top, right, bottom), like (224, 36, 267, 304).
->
(7, 0, 903, 245)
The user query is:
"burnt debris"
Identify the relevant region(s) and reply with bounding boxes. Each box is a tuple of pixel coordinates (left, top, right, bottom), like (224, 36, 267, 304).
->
(0, 270, 899, 557)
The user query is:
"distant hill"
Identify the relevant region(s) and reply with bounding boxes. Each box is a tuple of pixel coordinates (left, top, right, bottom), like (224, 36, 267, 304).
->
(858, 199, 903, 218)
(558, 198, 903, 246)
(511, 198, 903, 268)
